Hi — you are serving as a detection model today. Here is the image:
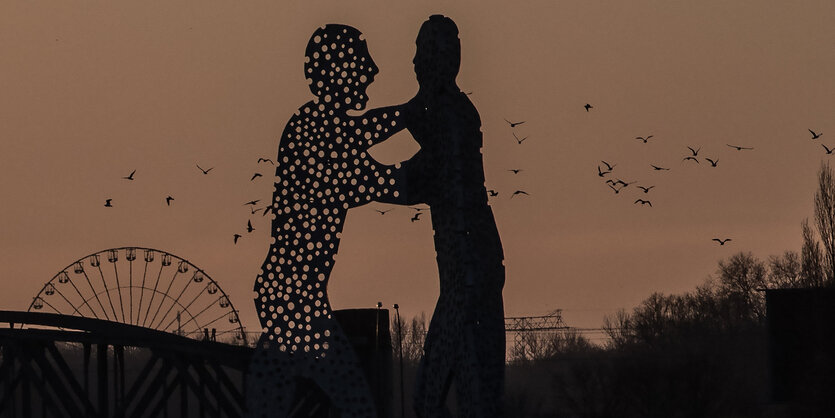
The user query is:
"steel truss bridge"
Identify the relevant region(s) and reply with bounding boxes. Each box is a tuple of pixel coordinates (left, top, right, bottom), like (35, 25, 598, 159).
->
(0, 310, 251, 418)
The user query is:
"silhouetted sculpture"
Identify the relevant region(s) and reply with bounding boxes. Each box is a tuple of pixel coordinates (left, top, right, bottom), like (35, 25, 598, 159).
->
(247, 24, 406, 418)
(401, 15, 506, 418)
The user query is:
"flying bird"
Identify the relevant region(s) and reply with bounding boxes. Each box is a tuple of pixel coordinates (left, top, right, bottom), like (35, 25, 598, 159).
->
(243, 200, 260, 206)
(511, 190, 529, 198)
(262, 206, 272, 216)
(246, 220, 254, 233)
(614, 179, 635, 188)
(636, 135, 654, 143)
(607, 184, 622, 194)
(584, 104, 593, 112)
(250, 173, 262, 181)
(487, 190, 499, 197)
(375, 209, 393, 215)
(683, 156, 699, 164)
(104, 199, 113, 207)
(411, 213, 422, 222)
(123, 170, 136, 181)
(233, 234, 242, 244)
(705, 158, 719, 167)
(597, 165, 611, 177)
(651, 164, 670, 171)
(250, 206, 261, 214)
(687, 146, 701, 156)
(257, 158, 275, 165)
(410, 206, 429, 211)
(508, 169, 523, 174)
(726, 144, 753, 151)
(637, 186, 655, 193)
(165, 196, 174, 206)
(513, 133, 528, 144)
(823, 144, 835, 155)
(504, 119, 526, 128)
(196, 164, 213, 175)
(712, 238, 732, 245)
(601, 161, 616, 171)
(634, 199, 652, 207)
(810, 129, 823, 139)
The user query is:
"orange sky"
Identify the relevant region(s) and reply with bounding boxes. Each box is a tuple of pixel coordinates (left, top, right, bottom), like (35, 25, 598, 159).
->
(1, 1, 834, 335)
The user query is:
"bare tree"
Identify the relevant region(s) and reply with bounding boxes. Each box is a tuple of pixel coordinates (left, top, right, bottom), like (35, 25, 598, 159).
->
(814, 161, 835, 285)
(801, 218, 826, 287)
(767, 251, 802, 288)
(716, 252, 767, 320)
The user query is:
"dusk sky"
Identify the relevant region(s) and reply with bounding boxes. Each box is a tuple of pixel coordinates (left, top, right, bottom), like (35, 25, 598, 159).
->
(1, 1, 834, 336)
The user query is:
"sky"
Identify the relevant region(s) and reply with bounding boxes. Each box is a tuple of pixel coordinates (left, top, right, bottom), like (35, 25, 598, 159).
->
(1, 1, 834, 336)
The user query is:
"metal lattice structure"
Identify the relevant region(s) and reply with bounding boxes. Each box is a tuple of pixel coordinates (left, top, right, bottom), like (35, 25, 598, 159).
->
(28, 247, 246, 344)
(0, 310, 250, 417)
(505, 310, 569, 360)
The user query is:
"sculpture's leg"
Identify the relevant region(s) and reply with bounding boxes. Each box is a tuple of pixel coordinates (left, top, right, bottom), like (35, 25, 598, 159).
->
(246, 338, 296, 418)
(308, 327, 378, 418)
(413, 312, 455, 418)
(456, 286, 506, 418)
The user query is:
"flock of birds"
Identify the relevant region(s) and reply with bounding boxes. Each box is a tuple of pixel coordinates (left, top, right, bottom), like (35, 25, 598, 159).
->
(101, 103, 828, 248)
(103, 159, 277, 245)
(589, 102, 830, 246)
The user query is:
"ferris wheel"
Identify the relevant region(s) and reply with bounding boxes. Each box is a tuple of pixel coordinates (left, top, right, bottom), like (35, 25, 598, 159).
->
(28, 247, 247, 344)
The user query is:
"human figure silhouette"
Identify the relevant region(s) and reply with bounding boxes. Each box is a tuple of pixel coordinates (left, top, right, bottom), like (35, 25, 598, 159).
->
(246, 24, 406, 418)
(401, 15, 506, 418)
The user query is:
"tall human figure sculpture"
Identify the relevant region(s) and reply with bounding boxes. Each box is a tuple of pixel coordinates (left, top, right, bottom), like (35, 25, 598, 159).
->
(402, 15, 507, 418)
(247, 24, 406, 418)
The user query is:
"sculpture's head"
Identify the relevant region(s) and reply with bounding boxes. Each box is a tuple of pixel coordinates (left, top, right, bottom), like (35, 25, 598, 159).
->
(305, 24, 379, 111)
(414, 15, 461, 91)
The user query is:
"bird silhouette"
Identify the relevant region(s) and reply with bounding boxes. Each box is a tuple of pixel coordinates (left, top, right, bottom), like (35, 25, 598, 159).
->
(508, 169, 523, 174)
(584, 104, 593, 112)
(411, 213, 422, 222)
(726, 144, 753, 151)
(614, 179, 635, 188)
(250, 173, 262, 181)
(410, 206, 429, 212)
(123, 170, 136, 180)
(637, 186, 655, 193)
(504, 119, 526, 128)
(683, 156, 699, 164)
(601, 160, 616, 171)
(636, 135, 654, 143)
(687, 146, 701, 156)
(165, 196, 174, 206)
(513, 133, 529, 144)
(810, 129, 823, 139)
(597, 165, 611, 177)
(607, 184, 622, 194)
(196, 164, 213, 174)
(104, 199, 113, 207)
(651, 164, 670, 171)
(705, 158, 719, 167)
(712, 238, 732, 245)
(823, 145, 835, 155)
(246, 220, 254, 233)
(233, 234, 242, 244)
(634, 199, 652, 207)
(511, 190, 530, 198)
(375, 209, 393, 215)
(243, 200, 260, 206)
(250, 206, 261, 214)
(488, 189, 499, 197)
(262, 206, 272, 216)
(257, 158, 275, 165)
